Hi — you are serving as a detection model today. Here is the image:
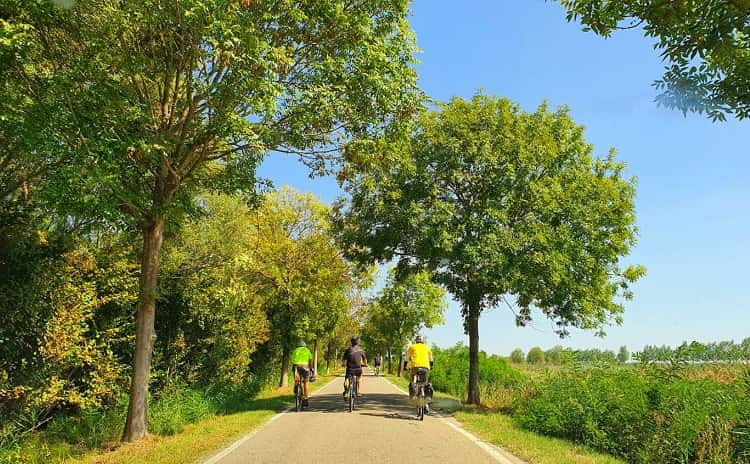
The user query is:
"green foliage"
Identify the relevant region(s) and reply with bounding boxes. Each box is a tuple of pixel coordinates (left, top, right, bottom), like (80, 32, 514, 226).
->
(558, 0, 750, 121)
(513, 364, 749, 463)
(617, 345, 630, 363)
(636, 338, 750, 363)
(335, 93, 644, 403)
(510, 349, 525, 364)
(362, 269, 446, 369)
(0, 380, 269, 463)
(0, 223, 136, 435)
(159, 193, 271, 385)
(336, 94, 644, 334)
(429, 343, 524, 401)
(249, 187, 356, 374)
(527, 347, 546, 365)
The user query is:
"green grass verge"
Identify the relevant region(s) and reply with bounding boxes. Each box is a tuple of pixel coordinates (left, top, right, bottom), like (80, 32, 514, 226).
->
(1, 376, 335, 464)
(455, 409, 626, 464)
(70, 376, 335, 464)
(385, 373, 623, 464)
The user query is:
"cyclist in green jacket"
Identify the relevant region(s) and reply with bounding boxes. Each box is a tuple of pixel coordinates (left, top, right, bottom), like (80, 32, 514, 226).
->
(292, 341, 314, 406)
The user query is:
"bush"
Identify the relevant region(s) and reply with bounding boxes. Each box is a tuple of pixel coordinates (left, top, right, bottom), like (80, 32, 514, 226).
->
(526, 347, 545, 364)
(429, 343, 524, 402)
(513, 363, 750, 463)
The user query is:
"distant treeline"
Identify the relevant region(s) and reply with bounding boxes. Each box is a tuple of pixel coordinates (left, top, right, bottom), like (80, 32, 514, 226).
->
(509, 338, 750, 365)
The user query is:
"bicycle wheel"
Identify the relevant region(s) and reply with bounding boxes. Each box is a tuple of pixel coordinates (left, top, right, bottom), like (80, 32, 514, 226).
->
(416, 386, 425, 420)
(348, 376, 355, 412)
(295, 384, 302, 412)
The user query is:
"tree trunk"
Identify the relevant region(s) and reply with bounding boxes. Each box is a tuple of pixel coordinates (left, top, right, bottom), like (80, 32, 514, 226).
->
(313, 340, 318, 374)
(123, 216, 164, 442)
(397, 352, 403, 377)
(387, 348, 392, 374)
(279, 346, 290, 387)
(466, 297, 481, 405)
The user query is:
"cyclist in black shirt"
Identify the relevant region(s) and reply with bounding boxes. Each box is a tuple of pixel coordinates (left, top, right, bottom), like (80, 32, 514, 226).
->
(341, 336, 368, 397)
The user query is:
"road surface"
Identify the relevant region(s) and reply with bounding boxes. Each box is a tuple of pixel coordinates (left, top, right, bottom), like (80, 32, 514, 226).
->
(204, 370, 525, 464)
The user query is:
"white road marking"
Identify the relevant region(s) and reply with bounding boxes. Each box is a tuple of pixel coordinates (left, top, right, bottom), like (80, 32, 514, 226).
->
(202, 377, 338, 464)
(381, 376, 526, 464)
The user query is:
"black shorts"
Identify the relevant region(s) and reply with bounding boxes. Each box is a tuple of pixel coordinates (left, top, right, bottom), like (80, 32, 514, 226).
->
(295, 365, 311, 378)
(411, 367, 429, 383)
(345, 367, 363, 377)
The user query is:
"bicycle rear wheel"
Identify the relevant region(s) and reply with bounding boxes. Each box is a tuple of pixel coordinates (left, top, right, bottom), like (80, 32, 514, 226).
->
(416, 386, 425, 420)
(348, 376, 356, 412)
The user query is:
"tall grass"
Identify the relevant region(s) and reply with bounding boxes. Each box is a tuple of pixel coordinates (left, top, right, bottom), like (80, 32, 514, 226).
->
(0, 380, 268, 464)
(510, 364, 750, 463)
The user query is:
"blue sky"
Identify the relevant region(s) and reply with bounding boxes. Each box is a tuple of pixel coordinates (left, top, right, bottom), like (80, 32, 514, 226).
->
(259, 1, 749, 356)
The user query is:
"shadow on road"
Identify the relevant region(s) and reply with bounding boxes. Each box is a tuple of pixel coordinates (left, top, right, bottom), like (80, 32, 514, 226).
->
(297, 377, 455, 420)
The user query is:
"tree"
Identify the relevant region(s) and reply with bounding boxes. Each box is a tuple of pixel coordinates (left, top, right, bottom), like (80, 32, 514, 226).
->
(11, 0, 418, 441)
(527, 347, 546, 364)
(334, 94, 645, 404)
(545, 345, 574, 365)
(617, 345, 630, 363)
(160, 193, 270, 385)
(364, 269, 446, 376)
(510, 348, 525, 364)
(249, 187, 353, 388)
(557, 0, 750, 121)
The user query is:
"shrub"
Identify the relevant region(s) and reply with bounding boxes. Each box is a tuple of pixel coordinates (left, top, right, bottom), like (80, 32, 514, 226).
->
(429, 343, 524, 401)
(510, 349, 525, 364)
(526, 347, 545, 364)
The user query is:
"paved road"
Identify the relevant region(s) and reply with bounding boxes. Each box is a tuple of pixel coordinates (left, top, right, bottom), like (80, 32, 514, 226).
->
(206, 371, 524, 464)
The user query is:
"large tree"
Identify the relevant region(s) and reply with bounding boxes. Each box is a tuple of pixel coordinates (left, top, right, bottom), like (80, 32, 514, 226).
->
(7, 0, 418, 440)
(334, 95, 645, 404)
(557, 0, 750, 121)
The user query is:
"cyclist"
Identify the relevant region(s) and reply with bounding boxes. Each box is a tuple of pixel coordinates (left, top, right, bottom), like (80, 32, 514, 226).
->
(404, 335, 433, 412)
(291, 340, 313, 407)
(373, 354, 382, 375)
(342, 336, 368, 397)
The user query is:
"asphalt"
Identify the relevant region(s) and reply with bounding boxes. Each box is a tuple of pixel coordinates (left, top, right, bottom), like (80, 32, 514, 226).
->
(205, 370, 526, 464)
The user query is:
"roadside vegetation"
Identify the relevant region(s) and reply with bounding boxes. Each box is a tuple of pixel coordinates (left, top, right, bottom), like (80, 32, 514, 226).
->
(3, 1, 748, 464)
(412, 342, 750, 464)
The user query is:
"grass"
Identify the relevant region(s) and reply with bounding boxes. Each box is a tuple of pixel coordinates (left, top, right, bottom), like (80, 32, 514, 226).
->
(455, 409, 627, 464)
(384, 371, 624, 464)
(1, 375, 335, 464)
(71, 376, 336, 464)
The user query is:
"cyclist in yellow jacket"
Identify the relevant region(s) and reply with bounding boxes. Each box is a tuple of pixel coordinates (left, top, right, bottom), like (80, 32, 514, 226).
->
(403, 335, 433, 411)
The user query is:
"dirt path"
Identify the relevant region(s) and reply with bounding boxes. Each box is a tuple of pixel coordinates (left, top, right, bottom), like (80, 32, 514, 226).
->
(204, 371, 525, 464)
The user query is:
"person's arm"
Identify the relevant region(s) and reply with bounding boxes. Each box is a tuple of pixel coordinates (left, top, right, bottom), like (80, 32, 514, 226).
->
(362, 353, 368, 367)
(341, 348, 347, 367)
(429, 347, 434, 368)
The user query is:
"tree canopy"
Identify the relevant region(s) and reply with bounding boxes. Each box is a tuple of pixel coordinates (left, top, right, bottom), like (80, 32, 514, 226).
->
(2, 0, 420, 441)
(362, 269, 446, 375)
(558, 0, 750, 121)
(334, 94, 645, 404)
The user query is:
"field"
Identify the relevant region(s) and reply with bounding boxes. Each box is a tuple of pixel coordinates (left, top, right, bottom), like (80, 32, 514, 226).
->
(428, 343, 750, 464)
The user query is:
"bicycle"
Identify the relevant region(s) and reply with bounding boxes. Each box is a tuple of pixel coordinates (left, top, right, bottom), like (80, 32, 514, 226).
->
(344, 372, 359, 412)
(412, 368, 430, 421)
(293, 366, 310, 412)
(374, 364, 381, 376)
